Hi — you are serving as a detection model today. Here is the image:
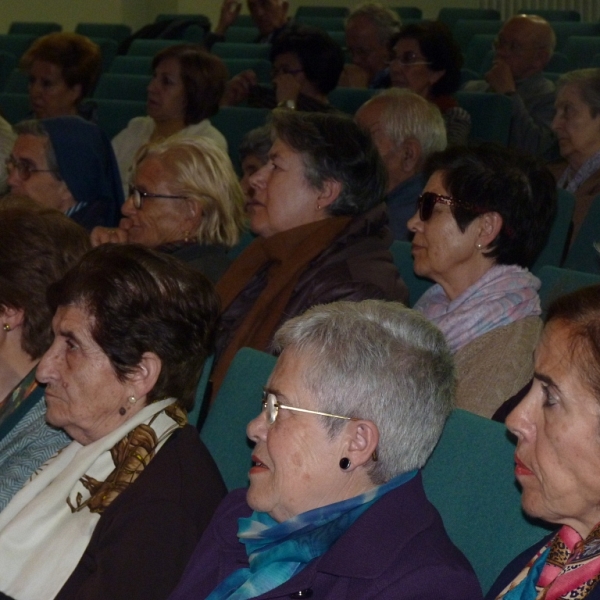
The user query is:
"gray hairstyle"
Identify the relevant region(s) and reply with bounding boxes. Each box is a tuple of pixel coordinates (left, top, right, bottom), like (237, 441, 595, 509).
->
(372, 88, 447, 159)
(13, 120, 61, 179)
(272, 300, 455, 484)
(239, 124, 272, 165)
(347, 2, 402, 45)
(557, 68, 600, 118)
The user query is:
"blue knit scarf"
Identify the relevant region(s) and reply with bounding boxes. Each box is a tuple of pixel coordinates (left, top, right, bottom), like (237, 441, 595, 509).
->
(206, 470, 418, 600)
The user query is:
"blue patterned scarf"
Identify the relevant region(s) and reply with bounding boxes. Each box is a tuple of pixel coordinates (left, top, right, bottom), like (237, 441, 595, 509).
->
(206, 470, 418, 600)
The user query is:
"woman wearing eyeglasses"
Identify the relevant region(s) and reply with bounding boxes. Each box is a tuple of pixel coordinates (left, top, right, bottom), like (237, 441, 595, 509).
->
(91, 136, 245, 283)
(389, 21, 470, 146)
(7, 116, 124, 231)
(407, 144, 557, 418)
(170, 300, 483, 600)
(221, 25, 344, 113)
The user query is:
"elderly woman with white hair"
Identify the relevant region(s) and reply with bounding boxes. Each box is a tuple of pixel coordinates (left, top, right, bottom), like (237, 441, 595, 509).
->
(92, 136, 245, 283)
(169, 300, 482, 599)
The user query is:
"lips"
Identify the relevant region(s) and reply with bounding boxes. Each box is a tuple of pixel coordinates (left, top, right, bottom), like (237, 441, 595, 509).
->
(249, 454, 269, 475)
(514, 455, 534, 477)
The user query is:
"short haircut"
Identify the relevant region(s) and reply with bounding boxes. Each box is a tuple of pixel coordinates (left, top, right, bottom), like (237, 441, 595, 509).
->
(557, 68, 600, 119)
(546, 285, 600, 402)
(270, 25, 345, 95)
(346, 2, 402, 45)
(47, 244, 220, 411)
(239, 124, 272, 165)
(272, 300, 454, 484)
(152, 44, 229, 125)
(391, 21, 463, 97)
(370, 88, 447, 158)
(424, 144, 557, 268)
(0, 197, 91, 359)
(271, 109, 387, 215)
(133, 137, 245, 247)
(20, 32, 102, 100)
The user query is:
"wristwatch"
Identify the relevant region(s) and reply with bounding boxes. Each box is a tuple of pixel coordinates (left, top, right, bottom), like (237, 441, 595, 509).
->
(277, 99, 296, 110)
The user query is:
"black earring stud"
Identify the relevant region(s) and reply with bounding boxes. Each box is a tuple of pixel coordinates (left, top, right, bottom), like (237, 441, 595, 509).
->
(339, 457, 351, 470)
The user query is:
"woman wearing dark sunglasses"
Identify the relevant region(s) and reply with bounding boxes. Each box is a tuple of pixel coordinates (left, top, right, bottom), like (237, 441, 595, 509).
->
(91, 136, 245, 284)
(407, 144, 556, 418)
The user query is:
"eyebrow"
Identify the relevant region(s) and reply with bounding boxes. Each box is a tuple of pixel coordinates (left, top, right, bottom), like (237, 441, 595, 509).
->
(57, 328, 85, 347)
(533, 371, 561, 393)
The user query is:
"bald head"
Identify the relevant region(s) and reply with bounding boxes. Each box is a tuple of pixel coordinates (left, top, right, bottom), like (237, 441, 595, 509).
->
(495, 15, 555, 79)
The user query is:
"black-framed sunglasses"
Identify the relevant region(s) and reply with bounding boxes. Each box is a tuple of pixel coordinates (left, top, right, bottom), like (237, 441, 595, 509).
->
(5, 155, 59, 181)
(128, 184, 188, 209)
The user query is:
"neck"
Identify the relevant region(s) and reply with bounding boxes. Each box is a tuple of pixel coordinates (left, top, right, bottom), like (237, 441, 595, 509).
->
(439, 259, 496, 301)
(152, 119, 187, 140)
(386, 170, 416, 193)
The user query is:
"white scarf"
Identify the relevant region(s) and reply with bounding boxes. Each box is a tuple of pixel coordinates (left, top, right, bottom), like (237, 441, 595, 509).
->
(0, 398, 178, 600)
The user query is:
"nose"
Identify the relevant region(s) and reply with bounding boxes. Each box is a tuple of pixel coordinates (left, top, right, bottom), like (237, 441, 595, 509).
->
(249, 163, 269, 193)
(6, 167, 22, 189)
(36, 341, 60, 384)
(147, 76, 158, 95)
(121, 193, 136, 217)
(407, 209, 422, 233)
(246, 408, 269, 443)
(505, 385, 537, 442)
(550, 110, 562, 133)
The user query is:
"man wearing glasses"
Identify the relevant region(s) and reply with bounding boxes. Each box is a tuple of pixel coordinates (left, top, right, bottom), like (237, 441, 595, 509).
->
(463, 14, 557, 158)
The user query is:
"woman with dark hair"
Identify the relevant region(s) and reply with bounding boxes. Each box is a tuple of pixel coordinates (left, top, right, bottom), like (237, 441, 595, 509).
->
(0, 197, 90, 511)
(0, 244, 226, 600)
(486, 284, 600, 600)
(19, 32, 102, 120)
(408, 144, 557, 417)
(212, 109, 407, 395)
(112, 44, 229, 190)
(221, 25, 344, 112)
(389, 21, 470, 145)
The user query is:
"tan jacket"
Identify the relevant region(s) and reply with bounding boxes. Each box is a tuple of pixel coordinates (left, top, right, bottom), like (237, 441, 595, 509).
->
(454, 316, 543, 418)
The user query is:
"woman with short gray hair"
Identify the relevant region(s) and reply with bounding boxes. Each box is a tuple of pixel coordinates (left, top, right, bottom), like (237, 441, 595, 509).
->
(211, 110, 408, 396)
(170, 300, 482, 600)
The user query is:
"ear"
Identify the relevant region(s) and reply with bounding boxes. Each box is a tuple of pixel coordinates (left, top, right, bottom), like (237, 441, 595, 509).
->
(128, 352, 162, 401)
(315, 179, 342, 211)
(0, 306, 25, 330)
(399, 137, 422, 174)
(183, 198, 203, 231)
(342, 419, 380, 471)
(477, 211, 503, 248)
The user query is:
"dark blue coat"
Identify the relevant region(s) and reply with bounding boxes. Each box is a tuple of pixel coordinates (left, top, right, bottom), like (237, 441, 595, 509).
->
(169, 472, 483, 599)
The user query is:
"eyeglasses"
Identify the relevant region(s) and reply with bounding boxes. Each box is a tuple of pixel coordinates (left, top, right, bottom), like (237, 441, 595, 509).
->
(5, 155, 59, 181)
(389, 51, 431, 67)
(261, 390, 354, 426)
(128, 184, 187, 209)
(271, 66, 303, 79)
(492, 37, 545, 54)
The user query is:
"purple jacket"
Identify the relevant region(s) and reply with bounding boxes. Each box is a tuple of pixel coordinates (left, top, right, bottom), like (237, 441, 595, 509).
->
(170, 472, 483, 599)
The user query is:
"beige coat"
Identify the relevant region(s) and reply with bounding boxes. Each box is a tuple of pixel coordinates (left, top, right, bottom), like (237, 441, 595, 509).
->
(454, 316, 543, 418)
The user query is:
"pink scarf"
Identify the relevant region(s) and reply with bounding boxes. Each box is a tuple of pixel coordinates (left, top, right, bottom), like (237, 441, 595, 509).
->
(414, 264, 541, 353)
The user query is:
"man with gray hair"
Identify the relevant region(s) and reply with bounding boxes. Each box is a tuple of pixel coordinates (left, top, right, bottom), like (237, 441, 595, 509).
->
(355, 88, 447, 240)
(204, 0, 290, 49)
(341, 2, 401, 88)
(463, 14, 557, 158)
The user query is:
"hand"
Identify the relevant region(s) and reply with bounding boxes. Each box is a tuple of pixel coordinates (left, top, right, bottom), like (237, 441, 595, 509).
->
(220, 70, 258, 106)
(484, 59, 516, 94)
(90, 226, 128, 247)
(338, 64, 370, 89)
(215, 0, 242, 36)
(274, 73, 301, 104)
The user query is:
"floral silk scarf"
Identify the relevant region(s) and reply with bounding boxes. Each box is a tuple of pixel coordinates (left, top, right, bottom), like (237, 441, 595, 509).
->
(496, 523, 600, 599)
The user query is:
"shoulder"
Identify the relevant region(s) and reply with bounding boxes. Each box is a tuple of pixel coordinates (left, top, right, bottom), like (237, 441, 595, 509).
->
(112, 116, 154, 144)
(462, 79, 489, 92)
(181, 119, 228, 153)
(485, 533, 554, 599)
(313, 475, 482, 598)
(518, 74, 555, 96)
(294, 208, 408, 305)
